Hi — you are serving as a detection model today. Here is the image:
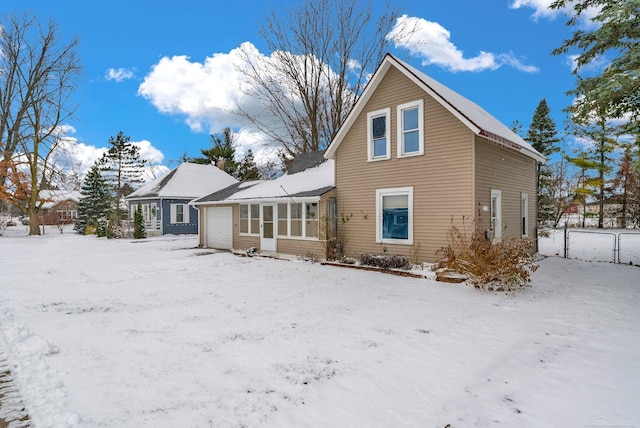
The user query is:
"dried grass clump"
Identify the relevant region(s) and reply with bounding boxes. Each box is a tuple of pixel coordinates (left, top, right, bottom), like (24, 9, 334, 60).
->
(437, 218, 538, 291)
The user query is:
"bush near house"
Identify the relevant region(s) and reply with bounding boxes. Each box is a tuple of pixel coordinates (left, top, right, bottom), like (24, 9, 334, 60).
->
(358, 254, 412, 270)
(437, 219, 538, 291)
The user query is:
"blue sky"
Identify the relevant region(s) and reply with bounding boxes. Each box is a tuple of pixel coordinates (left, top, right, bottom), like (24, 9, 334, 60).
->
(4, 0, 589, 177)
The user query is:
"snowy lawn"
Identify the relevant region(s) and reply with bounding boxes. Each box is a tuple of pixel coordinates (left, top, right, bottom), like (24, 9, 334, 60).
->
(0, 229, 639, 427)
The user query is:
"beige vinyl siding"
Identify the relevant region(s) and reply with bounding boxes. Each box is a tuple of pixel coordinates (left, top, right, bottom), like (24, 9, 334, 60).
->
(277, 239, 326, 257)
(335, 66, 475, 262)
(474, 137, 537, 240)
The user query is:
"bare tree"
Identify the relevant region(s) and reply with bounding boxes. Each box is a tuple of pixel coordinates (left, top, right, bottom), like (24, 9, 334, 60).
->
(236, 0, 412, 161)
(0, 13, 81, 235)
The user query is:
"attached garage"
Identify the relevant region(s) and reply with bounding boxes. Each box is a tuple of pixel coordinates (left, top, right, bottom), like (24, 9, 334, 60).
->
(205, 206, 233, 250)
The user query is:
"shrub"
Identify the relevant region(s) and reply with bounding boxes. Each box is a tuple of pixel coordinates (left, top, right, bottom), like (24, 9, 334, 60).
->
(437, 217, 538, 291)
(359, 253, 412, 270)
(133, 204, 146, 239)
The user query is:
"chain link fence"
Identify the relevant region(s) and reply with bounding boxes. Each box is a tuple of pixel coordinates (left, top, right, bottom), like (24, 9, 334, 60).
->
(538, 228, 640, 266)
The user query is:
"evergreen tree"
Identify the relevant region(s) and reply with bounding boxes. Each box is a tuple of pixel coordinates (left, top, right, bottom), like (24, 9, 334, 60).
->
(567, 108, 620, 228)
(100, 131, 147, 212)
(75, 162, 111, 235)
(133, 203, 147, 239)
(236, 149, 261, 181)
(525, 99, 561, 226)
(551, 0, 640, 134)
(612, 143, 640, 228)
(191, 128, 240, 176)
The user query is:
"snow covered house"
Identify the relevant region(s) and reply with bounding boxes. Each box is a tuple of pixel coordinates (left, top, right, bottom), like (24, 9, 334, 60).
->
(192, 152, 336, 257)
(125, 162, 238, 236)
(323, 54, 545, 263)
(40, 190, 81, 225)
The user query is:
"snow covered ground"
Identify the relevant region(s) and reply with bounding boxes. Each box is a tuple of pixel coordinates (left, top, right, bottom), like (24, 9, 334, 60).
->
(0, 226, 639, 427)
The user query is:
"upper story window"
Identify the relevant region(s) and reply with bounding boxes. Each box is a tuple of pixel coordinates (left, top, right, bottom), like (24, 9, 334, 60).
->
(397, 99, 424, 157)
(367, 108, 390, 161)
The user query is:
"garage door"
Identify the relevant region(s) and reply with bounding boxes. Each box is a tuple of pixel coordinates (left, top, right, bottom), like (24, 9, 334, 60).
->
(206, 207, 233, 249)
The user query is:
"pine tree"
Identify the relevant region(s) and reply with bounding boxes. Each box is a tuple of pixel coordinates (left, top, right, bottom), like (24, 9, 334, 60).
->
(133, 203, 146, 239)
(191, 128, 240, 176)
(236, 149, 261, 181)
(525, 99, 561, 226)
(612, 144, 640, 228)
(567, 109, 620, 228)
(100, 131, 147, 212)
(75, 162, 111, 235)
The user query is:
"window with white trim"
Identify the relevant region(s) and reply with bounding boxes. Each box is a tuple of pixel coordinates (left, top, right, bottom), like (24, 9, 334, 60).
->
(170, 204, 189, 224)
(367, 108, 391, 161)
(521, 193, 529, 237)
(277, 203, 288, 237)
(305, 202, 319, 238)
(397, 99, 424, 157)
(376, 187, 413, 244)
(490, 189, 502, 240)
(239, 203, 260, 234)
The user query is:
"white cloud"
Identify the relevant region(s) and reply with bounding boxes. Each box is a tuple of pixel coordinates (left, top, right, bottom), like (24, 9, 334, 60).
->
(105, 67, 136, 82)
(386, 15, 538, 73)
(137, 42, 306, 166)
(510, 0, 601, 28)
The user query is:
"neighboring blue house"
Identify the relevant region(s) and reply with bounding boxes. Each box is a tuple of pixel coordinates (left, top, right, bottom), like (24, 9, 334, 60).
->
(125, 162, 238, 236)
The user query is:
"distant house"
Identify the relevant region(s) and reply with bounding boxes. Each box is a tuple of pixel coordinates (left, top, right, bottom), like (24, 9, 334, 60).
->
(192, 152, 336, 256)
(40, 190, 81, 225)
(323, 54, 545, 262)
(125, 162, 238, 236)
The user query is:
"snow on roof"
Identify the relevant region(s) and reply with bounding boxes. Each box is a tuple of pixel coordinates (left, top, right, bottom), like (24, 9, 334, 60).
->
(229, 159, 334, 200)
(39, 190, 81, 209)
(325, 54, 545, 163)
(126, 162, 238, 200)
(196, 159, 335, 204)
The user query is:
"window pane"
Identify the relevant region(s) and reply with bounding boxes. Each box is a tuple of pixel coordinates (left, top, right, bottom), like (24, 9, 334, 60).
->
(306, 202, 318, 238)
(404, 131, 419, 153)
(373, 137, 386, 157)
(240, 204, 248, 233)
(250, 204, 259, 219)
(403, 107, 419, 131)
(372, 116, 386, 138)
(278, 204, 288, 236)
(382, 195, 408, 240)
(290, 203, 302, 237)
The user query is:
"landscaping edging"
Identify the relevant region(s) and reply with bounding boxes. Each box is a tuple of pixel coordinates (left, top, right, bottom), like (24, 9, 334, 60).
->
(320, 261, 427, 279)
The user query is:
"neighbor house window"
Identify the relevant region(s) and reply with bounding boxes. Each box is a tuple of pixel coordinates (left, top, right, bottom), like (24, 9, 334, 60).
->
(239, 203, 260, 234)
(521, 193, 529, 237)
(397, 99, 424, 157)
(367, 108, 391, 161)
(376, 187, 413, 244)
(277, 203, 288, 237)
(170, 204, 189, 224)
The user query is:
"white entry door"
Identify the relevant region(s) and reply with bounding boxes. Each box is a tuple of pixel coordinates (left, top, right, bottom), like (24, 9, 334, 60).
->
(260, 203, 277, 252)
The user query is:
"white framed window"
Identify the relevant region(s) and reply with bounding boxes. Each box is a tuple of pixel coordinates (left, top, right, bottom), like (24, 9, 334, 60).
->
(239, 203, 260, 235)
(521, 193, 529, 237)
(277, 203, 289, 237)
(376, 187, 413, 245)
(397, 99, 424, 157)
(367, 108, 391, 161)
(170, 204, 189, 224)
(490, 189, 502, 240)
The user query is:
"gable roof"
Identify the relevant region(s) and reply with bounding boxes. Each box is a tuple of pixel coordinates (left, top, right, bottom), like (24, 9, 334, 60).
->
(325, 53, 545, 163)
(39, 190, 81, 209)
(192, 157, 335, 205)
(126, 162, 238, 200)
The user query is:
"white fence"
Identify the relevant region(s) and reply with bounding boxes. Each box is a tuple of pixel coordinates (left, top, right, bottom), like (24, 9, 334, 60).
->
(538, 228, 640, 266)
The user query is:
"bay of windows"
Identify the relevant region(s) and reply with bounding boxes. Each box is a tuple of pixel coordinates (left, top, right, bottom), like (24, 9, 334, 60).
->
(240, 201, 320, 238)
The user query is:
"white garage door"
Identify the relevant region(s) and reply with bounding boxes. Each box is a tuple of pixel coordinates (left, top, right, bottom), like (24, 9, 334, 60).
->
(206, 207, 233, 249)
